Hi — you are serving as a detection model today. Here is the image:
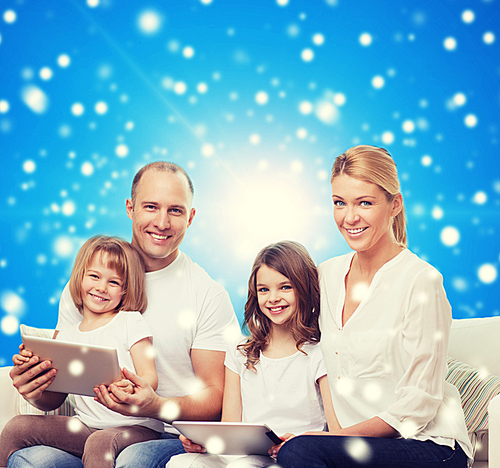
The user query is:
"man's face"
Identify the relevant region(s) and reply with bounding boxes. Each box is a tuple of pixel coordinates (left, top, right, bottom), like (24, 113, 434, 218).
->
(126, 170, 195, 272)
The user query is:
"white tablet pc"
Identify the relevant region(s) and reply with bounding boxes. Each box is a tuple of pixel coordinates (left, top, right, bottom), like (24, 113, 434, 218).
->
(22, 335, 121, 397)
(172, 421, 282, 456)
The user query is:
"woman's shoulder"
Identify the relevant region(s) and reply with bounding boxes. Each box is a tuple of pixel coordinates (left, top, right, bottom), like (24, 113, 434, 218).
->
(318, 252, 353, 274)
(396, 249, 444, 282)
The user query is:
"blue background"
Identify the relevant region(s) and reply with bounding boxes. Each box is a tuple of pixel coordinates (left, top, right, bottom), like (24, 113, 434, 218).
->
(1, 0, 499, 365)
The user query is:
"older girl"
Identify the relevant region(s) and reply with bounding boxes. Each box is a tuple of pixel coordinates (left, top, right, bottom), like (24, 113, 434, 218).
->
(276, 145, 473, 468)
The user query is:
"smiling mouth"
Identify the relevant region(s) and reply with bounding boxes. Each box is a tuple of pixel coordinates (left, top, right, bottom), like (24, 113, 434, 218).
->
(89, 293, 108, 302)
(150, 233, 170, 240)
(268, 305, 288, 314)
(346, 227, 368, 235)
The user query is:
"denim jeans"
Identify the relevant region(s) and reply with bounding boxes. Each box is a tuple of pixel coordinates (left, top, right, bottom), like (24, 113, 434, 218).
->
(276, 435, 469, 468)
(7, 433, 184, 468)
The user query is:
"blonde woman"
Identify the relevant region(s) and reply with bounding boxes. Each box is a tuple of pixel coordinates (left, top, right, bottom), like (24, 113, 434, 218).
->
(275, 146, 473, 468)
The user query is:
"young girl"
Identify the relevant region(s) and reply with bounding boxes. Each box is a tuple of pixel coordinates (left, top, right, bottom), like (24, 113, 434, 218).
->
(0, 235, 163, 468)
(167, 241, 339, 468)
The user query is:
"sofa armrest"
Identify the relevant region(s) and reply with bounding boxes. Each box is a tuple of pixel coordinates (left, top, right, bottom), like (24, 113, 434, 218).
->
(0, 367, 18, 433)
(489, 393, 500, 465)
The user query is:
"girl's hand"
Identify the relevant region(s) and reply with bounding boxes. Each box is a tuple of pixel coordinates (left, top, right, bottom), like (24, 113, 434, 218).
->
(107, 378, 134, 403)
(180, 434, 206, 454)
(268, 433, 296, 458)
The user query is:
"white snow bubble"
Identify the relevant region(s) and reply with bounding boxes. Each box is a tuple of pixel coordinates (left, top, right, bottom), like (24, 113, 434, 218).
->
(296, 128, 308, 139)
(345, 438, 371, 463)
(197, 82, 208, 94)
(71, 103, 84, 116)
(125, 121, 134, 130)
(402, 120, 415, 133)
(464, 114, 478, 128)
(3, 10, 17, 23)
(312, 33, 325, 46)
(94, 101, 108, 115)
(200, 0, 213, 4)
(359, 32, 372, 46)
(182, 46, 195, 58)
(443, 37, 457, 51)
(291, 160, 303, 173)
(67, 418, 83, 433)
(62, 200, 76, 216)
(206, 436, 225, 455)
(301, 48, 314, 62)
(249, 134, 261, 145)
(381, 131, 394, 145)
(137, 10, 162, 34)
(167, 40, 180, 53)
(452, 277, 468, 292)
(399, 420, 419, 438)
(161, 76, 174, 89)
(478, 264, 497, 284)
(276, 0, 289, 5)
(0, 100, 9, 113)
(21, 85, 49, 114)
(472, 191, 487, 205)
(299, 101, 313, 114)
(315, 101, 339, 124)
(54, 236, 74, 257)
(1, 315, 19, 335)
(174, 81, 187, 95)
(371, 75, 385, 89)
(59, 124, 71, 138)
(160, 400, 180, 421)
(201, 143, 215, 158)
(1, 291, 25, 315)
(461, 10, 475, 24)
(23, 159, 36, 174)
(493, 180, 500, 194)
(57, 54, 71, 68)
(352, 282, 370, 302)
(318, 169, 328, 181)
(421, 155, 432, 166)
(453, 92, 466, 107)
(440, 226, 460, 247)
(81, 162, 94, 176)
(483, 32, 495, 45)
(87, 0, 100, 7)
(257, 160, 269, 170)
(363, 382, 382, 402)
(115, 144, 129, 158)
(432, 206, 444, 220)
(39, 67, 53, 80)
(287, 23, 300, 37)
(255, 91, 269, 105)
(68, 359, 84, 376)
(333, 93, 346, 106)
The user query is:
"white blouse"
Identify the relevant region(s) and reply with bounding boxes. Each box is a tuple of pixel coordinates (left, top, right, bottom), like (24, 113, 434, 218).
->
(319, 249, 472, 459)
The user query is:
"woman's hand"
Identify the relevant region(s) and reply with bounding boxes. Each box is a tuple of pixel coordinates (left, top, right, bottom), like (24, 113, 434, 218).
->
(180, 434, 206, 454)
(268, 433, 296, 458)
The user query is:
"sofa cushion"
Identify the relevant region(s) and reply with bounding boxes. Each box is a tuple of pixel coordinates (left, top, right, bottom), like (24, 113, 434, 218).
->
(446, 357, 500, 433)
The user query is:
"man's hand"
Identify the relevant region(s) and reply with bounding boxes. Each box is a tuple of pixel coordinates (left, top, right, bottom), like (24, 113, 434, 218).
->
(94, 367, 159, 418)
(180, 434, 206, 454)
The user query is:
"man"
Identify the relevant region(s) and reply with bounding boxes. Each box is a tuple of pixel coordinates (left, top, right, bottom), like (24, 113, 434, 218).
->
(9, 162, 239, 467)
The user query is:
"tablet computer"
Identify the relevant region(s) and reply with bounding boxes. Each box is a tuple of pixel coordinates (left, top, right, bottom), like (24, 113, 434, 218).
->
(172, 421, 282, 456)
(22, 335, 121, 397)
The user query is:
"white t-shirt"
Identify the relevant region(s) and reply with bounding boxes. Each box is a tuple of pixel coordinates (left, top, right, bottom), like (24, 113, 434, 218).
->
(58, 251, 239, 434)
(57, 311, 164, 432)
(319, 249, 473, 460)
(225, 340, 327, 436)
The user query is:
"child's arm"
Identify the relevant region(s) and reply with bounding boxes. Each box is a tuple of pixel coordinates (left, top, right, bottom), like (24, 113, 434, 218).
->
(121, 337, 158, 390)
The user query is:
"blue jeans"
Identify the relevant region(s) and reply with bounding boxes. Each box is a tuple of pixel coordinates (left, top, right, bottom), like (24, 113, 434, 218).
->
(7, 433, 184, 468)
(276, 435, 469, 468)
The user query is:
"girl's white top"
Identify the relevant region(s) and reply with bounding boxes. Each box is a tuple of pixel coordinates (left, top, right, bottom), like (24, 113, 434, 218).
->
(318, 249, 472, 460)
(58, 311, 164, 432)
(225, 340, 327, 436)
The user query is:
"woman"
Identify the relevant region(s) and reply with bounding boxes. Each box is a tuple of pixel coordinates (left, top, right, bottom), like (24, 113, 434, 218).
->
(276, 145, 472, 467)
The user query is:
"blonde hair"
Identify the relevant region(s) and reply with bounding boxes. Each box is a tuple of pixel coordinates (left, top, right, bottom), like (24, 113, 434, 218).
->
(69, 236, 147, 314)
(331, 145, 407, 247)
(238, 241, 320, 372)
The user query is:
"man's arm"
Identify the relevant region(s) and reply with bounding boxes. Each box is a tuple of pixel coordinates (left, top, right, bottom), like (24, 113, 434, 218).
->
(94, 348, 225, 422)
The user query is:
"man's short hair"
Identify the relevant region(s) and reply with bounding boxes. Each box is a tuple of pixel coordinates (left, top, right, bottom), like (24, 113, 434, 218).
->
(131, 162, 194, 206)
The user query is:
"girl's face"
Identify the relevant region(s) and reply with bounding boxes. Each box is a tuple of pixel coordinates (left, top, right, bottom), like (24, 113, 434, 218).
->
(80, 253, 124, 317)
(331, 174, 402, 255)
(256, 264, 296, 328)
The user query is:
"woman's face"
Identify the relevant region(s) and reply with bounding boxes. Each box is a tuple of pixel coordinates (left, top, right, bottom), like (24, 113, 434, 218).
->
(331, 174, 402, 254)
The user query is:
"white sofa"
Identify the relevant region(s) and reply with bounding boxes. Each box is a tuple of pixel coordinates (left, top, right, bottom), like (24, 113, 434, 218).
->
(1, 317, 500, 467)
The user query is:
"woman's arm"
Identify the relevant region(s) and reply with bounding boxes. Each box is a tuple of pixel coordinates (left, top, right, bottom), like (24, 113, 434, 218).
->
(318, 375, 341, 432)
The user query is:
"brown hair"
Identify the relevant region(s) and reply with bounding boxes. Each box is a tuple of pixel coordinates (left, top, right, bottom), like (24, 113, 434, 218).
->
(238, 241, 320, 372)
(331, 144, 407, 247)
(131, 161, 194, 206)
(69, 236, 147, 314)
